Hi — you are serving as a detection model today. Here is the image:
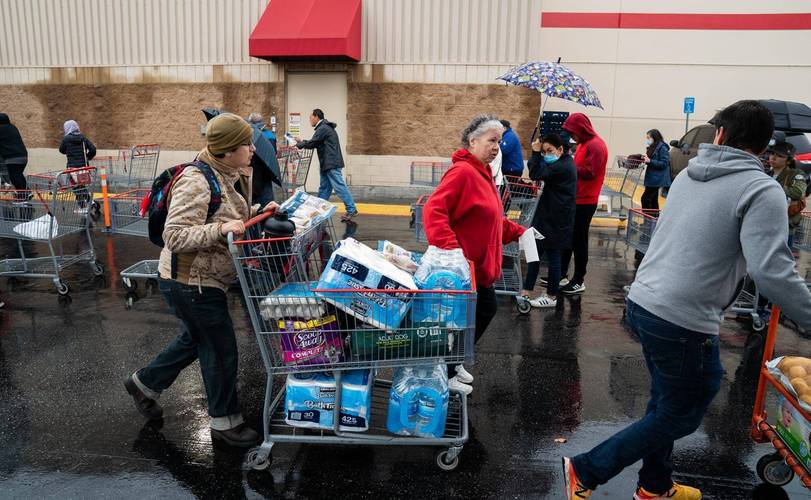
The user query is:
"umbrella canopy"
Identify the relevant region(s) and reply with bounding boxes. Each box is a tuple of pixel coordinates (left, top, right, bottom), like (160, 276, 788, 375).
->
(200, 108, 281, 187)
(497, 61, 603, 109)
(759, 99, 811, 134)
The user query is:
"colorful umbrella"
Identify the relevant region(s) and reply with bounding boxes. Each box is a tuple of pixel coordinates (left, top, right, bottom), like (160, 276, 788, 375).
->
(497, 60, 603, 140)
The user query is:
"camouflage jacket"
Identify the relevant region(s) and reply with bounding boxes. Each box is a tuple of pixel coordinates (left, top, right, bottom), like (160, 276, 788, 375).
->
(776, 166, 807, 228)
(158, 153, 251, 291)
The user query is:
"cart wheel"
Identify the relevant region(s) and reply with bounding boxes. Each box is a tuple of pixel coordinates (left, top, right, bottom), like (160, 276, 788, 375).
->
(122, 278, 137, 292)
(752, 316, 766, 332)
(756, 452, 794, 486)
(244, 448, 272, 471)
(57, 281, 70, 296)
(516, 298, 531, 315)
(435, 449, 460, 471)
(92, 262, 104, 276)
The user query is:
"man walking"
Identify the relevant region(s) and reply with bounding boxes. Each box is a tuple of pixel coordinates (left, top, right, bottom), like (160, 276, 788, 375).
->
(559, 113, 608, 295)
(563, 100, 811, 499)
(295, 109, 358, 221)
(499, 119, 525, 177)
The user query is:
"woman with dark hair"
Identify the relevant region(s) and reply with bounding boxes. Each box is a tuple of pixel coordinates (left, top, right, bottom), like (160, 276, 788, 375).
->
(640, 129, 670, 210)
(521, 134, 577, 308)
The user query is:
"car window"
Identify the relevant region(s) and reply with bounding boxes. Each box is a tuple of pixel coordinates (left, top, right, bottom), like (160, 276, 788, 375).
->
(787, 134, 811, 155)
(680, 128, 699, 147)
(694, 126, 717, 147)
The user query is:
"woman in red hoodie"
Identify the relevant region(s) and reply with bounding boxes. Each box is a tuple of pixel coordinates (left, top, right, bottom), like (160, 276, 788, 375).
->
(423, 114, 526, 394)
(559, 113, 608, 295)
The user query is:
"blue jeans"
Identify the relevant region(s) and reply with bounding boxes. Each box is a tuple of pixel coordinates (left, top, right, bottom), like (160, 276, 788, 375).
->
(137, 280, 241, 422)
(572, 300, 724, 493)
(523, 245, 562, 295)
(319, 168, 357, 214)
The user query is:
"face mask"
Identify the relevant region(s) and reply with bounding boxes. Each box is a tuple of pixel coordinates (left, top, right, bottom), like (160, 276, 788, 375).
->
(543, 154, 560, 163)
(645, 139, 653, 147)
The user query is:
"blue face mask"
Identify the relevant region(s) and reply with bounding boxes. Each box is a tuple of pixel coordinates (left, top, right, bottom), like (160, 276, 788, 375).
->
(543, 153, 560, 163)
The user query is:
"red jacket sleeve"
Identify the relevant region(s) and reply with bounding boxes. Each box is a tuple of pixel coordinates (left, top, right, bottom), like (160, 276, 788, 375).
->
(502, 217, 526, 244)
(423, 167, 466, 249)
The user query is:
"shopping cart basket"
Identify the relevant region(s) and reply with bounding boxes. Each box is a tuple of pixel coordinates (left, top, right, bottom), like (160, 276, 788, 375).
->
(410, 161, 452, 187)
(229, 215, 474, 472)
(595, 155, 645, 223)
(750, 306, 811, 490)
(0, 167, 103, 294)
(793, 212, 811, 252)
(625, 208, 659, 254)
(107, 188, 159, 292)
(276, 146, 314, 201)
(412, 194, 429, 244)
(498, 176, 542, 314)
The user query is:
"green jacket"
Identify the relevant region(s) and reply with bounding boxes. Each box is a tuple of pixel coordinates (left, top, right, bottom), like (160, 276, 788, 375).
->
(775, 167, 807, 228)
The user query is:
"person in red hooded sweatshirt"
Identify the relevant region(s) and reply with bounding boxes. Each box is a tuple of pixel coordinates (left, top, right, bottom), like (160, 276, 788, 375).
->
(423, 114, 526, 395)
(559, 113, 608, 295)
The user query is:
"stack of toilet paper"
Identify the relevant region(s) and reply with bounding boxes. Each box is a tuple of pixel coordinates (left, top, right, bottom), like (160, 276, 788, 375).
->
(285, 369, 374, 432)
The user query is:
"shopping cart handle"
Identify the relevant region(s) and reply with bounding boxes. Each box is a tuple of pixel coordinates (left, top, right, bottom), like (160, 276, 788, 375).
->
(244, 209, 275, 229)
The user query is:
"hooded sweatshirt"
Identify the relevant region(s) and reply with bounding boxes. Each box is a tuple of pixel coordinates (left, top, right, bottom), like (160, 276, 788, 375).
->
(563, 113, 608, 205)
(0, 113, 28, 163)
(628, 143, 811, 334)
(423, 149, 525, 287)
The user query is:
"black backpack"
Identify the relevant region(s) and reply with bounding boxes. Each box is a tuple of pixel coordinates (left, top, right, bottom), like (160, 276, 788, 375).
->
(141, 160, 222, 247)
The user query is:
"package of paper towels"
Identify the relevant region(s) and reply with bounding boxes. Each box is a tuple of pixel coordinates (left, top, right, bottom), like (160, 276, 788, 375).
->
(285, 369, 374, 432)
(316, 238, 417, 331)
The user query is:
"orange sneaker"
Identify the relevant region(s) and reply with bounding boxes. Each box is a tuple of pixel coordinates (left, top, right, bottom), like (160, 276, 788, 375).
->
(562, 457, 593, 499)
(634, 482, 702, 500)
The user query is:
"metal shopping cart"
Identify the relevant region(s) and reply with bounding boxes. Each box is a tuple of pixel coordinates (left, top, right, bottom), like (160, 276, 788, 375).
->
(750, 307, 811, 491)
(410, 161, 452, 187)
(1, 167, 103, 294)
(229, 214, 475, 472)
(91, 144, 161, 229)
(596, 155, 646, 224)
(276, 146, 314, 201)
(793, 212, 811, 253)
(412, 194, 429, 243)
(107, 188, 159, 296)
(625, 208, 660, 254)
(499, 176, 542, 314)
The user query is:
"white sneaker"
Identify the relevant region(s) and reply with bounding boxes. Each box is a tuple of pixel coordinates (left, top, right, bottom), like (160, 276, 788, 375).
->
(448, 376, 473, 395)
(529, 294, 557, 308)
(559, 278, 570, 286)
(454, 365, 474, 384)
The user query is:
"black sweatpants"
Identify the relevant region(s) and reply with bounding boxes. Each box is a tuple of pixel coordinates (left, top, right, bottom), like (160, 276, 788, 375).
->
(641, 187, 660, 210)
(560, 204, 598, 285)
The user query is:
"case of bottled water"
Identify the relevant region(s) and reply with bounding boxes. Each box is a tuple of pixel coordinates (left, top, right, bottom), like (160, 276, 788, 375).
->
(386, 364, 449, 438)
(412, 246, 471, 329)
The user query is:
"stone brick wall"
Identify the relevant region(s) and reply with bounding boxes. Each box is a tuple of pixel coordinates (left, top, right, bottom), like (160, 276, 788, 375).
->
(347, 82, 542, 157)
(0, 82, 284, 151)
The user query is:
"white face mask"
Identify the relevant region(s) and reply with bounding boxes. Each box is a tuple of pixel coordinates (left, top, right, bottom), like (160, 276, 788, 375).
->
(645, 138, 653, 147)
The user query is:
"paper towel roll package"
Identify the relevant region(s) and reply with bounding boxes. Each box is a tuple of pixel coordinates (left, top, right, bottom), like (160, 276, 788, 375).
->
(316, 238, 417, 331)
(285, 369, 374, 432)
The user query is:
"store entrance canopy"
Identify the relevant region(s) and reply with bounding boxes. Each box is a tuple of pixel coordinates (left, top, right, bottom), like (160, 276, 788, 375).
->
(249, 0, 362, 61)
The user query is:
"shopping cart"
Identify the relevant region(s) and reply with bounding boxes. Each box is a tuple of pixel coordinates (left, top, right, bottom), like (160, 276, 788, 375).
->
(91, 144, 161, 229)
(0, 167, 103, 294)
(229, 214, 475, 472)
(625, 208, 660, 254)
(276, 146, 314, 201)
(107, 188, 159, 293)
(595, 155, 646, 224)
(412, 194, 429, 243)
(750, 307, 811, 491)
(498, 176, 542, 314)
(410, 161, 452, 187)
(793, 212, 811, 252)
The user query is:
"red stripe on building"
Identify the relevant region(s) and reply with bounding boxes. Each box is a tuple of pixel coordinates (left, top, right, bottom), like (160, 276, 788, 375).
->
(541, 12, 811, 30)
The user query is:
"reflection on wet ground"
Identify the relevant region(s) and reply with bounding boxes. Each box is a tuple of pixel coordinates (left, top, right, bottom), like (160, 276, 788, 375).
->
(0, 215, 809, 499)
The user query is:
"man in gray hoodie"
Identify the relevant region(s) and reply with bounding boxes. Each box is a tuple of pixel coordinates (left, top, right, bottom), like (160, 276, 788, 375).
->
(562, 100, 811, 500)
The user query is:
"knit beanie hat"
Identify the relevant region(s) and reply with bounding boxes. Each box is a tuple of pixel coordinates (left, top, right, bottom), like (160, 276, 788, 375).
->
(206, 113, 253, 155)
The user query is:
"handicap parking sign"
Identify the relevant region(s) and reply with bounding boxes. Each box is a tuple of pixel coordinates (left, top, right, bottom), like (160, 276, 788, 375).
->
(684, 97, 695, 114)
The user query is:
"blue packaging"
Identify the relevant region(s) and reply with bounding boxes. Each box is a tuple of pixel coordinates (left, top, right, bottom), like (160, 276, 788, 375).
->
(386, 364, 449, 438)
(285, 369, 373, 432)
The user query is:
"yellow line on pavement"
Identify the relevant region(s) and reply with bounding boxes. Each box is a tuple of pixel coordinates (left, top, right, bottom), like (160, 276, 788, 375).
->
(355, 203, 413, 217)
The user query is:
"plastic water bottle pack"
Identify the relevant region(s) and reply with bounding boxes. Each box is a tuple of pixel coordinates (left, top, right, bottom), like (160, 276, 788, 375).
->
(386, 364, 449, 438)
(412, 246, 471, 329)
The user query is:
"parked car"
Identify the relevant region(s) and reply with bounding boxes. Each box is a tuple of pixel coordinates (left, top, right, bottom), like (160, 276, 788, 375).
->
(669, 124, 716, 180)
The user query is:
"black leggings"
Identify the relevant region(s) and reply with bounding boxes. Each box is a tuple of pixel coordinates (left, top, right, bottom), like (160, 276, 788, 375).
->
(6, 163, 27, 190)
(560, 204, 598, 285)
(449, 285, 497, 374)
(641, 187, 660, 210)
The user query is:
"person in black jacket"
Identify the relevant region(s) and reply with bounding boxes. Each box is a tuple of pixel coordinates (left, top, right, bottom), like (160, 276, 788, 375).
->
(295, 109, 358, 221)
(0, 113, 29, 190)
(59, 120, 96, 168)
(521, 134, 577, 308)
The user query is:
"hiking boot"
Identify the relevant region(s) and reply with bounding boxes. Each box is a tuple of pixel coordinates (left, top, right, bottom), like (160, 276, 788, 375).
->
(211, 423, 261, 448)
(561, 282, 586, 295)
(454, 365, 474, 384)
(634, 483, 702, 500)
(562, 457, 592, 499)
(124, 374, 163, 420)
(529, 294, 557, 308)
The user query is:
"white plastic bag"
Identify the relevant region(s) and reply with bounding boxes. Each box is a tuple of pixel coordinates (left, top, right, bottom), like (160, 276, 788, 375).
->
(13, 214, 58, 240)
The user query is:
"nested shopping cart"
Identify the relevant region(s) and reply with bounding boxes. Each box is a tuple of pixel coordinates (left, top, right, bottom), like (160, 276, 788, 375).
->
(90, 144, 161, 229)
(412, 194, 429, 243)
(229, 214, 475, 472)
(410, 160, 452, 187)
(107, 188, 159, 296)
(750, 306, 811, 490)
(793, 212, 811, 253)
(276, 146, 314, 201)
(1, 166, 103, 294)
(498, 175, 543, 314)
(596, 155, 646, 225)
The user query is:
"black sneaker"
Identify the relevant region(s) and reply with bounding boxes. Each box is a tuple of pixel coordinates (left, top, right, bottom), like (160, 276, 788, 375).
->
(561, 282, 586, 295)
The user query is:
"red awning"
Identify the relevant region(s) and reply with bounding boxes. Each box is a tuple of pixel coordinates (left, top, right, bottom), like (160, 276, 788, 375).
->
(249, 0, 362, 61)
